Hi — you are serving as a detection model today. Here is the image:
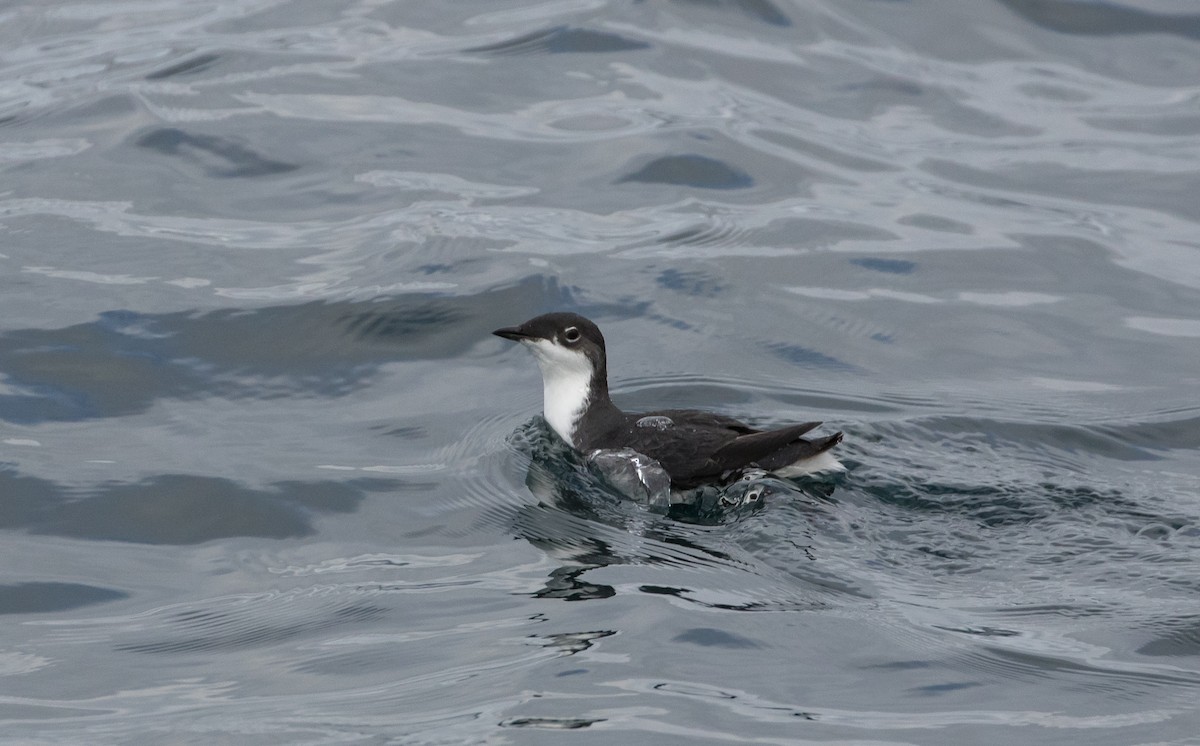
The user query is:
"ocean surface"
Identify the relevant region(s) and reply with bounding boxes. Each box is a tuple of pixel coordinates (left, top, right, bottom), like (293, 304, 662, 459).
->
(2, 0, 1200, 743)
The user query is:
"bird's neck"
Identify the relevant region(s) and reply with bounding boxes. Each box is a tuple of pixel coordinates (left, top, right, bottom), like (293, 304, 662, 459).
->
(541, 367, 619, 449)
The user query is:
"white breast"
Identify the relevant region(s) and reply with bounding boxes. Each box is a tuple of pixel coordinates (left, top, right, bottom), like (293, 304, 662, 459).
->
(541, 369, 591, 447)
(527, 339, 593, 448)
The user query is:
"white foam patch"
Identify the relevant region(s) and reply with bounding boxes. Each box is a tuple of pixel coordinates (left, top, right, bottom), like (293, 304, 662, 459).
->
(3, 438, 41, 447)
(956, 291, 1061, 307)
(1125, 316, 1200, 338)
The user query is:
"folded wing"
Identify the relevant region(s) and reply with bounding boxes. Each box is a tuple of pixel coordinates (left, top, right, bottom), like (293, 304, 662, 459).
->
(708, 422, 823, 472)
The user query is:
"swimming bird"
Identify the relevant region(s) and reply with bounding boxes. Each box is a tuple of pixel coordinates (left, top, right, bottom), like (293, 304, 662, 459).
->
(493, 312, 843, 489)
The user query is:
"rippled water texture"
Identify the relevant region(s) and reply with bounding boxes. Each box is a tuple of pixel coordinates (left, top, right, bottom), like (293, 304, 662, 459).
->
(2, 0, 1199, 743)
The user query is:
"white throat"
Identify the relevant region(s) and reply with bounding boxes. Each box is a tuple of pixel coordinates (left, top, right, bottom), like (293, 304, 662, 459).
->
(526, 339, 594, 448)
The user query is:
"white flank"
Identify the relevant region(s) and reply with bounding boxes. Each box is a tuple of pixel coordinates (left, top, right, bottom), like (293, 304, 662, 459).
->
(524, 338, 593, 447)
(774, 450, 846, 478)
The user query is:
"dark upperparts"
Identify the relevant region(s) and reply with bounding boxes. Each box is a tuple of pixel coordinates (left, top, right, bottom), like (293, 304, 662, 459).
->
(580, 407, 840, 487)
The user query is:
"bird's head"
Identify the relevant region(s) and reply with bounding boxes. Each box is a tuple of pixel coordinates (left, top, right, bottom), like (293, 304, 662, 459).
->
(492, 312, 607, 389)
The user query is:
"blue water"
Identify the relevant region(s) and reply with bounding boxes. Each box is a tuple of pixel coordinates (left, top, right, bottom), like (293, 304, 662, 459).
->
(2, 0, 1200, 742)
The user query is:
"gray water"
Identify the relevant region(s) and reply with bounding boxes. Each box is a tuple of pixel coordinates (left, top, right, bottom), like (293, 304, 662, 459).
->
(3, 0, 1200, 743)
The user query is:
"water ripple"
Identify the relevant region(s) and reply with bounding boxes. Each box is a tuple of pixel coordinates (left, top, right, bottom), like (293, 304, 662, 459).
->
(3, 0, 1200, 742)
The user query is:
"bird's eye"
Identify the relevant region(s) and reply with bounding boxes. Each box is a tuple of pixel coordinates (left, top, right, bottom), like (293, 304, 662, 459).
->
(563, 327, 581, 343)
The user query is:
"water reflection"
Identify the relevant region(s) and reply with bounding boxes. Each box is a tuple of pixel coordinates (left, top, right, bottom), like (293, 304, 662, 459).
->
(135, 128, 298, 179)
(0, 467, 403, 544)
(144, 53, 222, 81)
(618, 154, 755, 190)
(118, 599, 389, 654)
(0, 582, 128, 615)
(663, 0, 793, 27)
(466, 26, 650, 56)
(999, 0, 1200, 39)
(0, 276, 562, 423)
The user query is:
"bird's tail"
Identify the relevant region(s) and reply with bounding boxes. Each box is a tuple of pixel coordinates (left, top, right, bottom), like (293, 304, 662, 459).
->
(761, 432, 845, 475)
